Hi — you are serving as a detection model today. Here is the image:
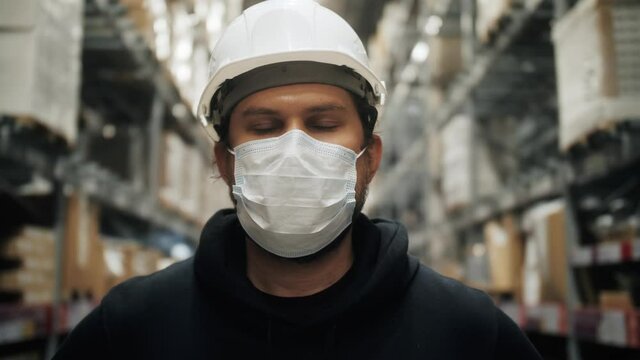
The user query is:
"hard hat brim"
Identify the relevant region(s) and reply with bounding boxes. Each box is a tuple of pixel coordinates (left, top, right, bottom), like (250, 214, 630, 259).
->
(196, 50, 386, 142)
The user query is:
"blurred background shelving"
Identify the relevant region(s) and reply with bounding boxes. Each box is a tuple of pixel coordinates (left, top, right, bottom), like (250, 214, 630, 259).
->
(0, 0, 639, 359)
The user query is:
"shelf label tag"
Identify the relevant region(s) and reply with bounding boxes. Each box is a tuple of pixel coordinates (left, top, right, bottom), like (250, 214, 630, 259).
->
(596, 242, 622, 265)
(571, 246, 593, 266)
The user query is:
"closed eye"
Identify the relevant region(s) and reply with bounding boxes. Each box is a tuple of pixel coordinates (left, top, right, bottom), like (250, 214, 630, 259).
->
(247, 118, 283, 135)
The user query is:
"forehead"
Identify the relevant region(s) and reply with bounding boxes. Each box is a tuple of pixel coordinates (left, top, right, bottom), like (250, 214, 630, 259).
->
(231, 83, 356, 115)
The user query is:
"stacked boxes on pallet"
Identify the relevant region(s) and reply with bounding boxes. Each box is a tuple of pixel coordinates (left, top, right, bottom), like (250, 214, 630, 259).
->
(553, 0, 640, 150)
(63, 192, 106, 301)
(0, 0, 83, 143)
(476, 0, 512, 44)
(160, 132, 233, 224)
(439, 114, 501, 211)
(0, 227, 55, 304)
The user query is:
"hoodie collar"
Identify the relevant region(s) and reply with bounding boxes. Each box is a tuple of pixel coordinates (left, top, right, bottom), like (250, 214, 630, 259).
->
(193, 209, 418, 327)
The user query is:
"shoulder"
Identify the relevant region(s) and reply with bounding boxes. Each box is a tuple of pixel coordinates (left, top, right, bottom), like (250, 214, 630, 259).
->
(409, 262, 496, 313)
(405, 262, 499, 340)
(101, 258, 196, 321)
(400, 262, 541, 359)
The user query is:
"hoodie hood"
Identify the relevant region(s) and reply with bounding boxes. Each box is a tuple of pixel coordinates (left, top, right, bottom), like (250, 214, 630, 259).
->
(193, 209, 418, 328)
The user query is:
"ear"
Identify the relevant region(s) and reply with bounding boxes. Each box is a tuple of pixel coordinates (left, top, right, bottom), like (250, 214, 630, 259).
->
(213, 142, 233, 186)
(363, 134, 382, 184)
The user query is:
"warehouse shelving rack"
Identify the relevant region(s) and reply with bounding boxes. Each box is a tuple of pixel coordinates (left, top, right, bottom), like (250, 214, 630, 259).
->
(369, 0, 640, 359)
(0, 0, 215, 358)
(370, 0, 550, 210)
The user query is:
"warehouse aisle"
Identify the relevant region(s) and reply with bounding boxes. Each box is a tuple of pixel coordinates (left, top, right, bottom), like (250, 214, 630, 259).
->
(0, 0, 639, 359)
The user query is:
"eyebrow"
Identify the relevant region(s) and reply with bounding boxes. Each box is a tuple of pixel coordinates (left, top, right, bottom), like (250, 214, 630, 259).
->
(240, 103, 348, 118)
(306, 104, 347, 113)
(241, 107, 281, 117)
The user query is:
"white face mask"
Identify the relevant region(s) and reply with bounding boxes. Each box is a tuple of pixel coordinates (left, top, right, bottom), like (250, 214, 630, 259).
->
(229, 129, 365, 258)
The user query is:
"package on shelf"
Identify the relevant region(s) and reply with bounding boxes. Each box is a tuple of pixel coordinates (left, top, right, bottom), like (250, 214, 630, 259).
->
(131, 247, 163, 277)
(423, 0, 451, 13)
(0, 0, 82, 144)
(157, 256, 176, 271)
(598, 291, 638, 347)
(476, 0, 512, 44)
(600, 290, 635, 311)
(103, 238, 141, 290)
(199, 174, 234, 225)
(0, 268, 53, 291)
(428, 36, 462, 85)
(521, 200, 567, 307)
(63, 192, 106, 301)
(426, 85, 446, 112)
(159, 131, 209, 220)
(0, 226, 55, 304)
(367, 1, 409, 81)
(181, 146, 206, 219)
(168, 2, 196, 105)
(484, 215, 523, 294)
(463, 241, 491, 288)
(121, 0, 155, 50)
(426, 128, 442, 181)
(148, 0, 171, 61)
(0, 226, 54, 260)
(190, 42, 211, 112)
(159, 131, 187, 209)
(367, 32, 392, 85)
(521, 303, 566, 334)
(439, 114, 501, 211)
(597, 309, 628, 346)
(553, 0, 640, 150)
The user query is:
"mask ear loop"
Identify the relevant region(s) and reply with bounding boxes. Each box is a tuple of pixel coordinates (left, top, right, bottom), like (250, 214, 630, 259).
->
(227, 148, 236, 156)
(356, 147, 367, 159)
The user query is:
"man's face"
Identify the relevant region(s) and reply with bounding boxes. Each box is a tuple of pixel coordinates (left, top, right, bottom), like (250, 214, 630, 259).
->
(214, 83, 382, 214)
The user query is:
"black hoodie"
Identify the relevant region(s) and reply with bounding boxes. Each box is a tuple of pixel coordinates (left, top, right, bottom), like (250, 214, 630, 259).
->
(54, 210, 541, 359)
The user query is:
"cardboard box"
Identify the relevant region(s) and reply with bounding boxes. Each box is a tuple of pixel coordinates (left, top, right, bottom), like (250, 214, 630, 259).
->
(159, 132, 187, 209)
(0, 0, 82, 144)
(199, 176, 234, 225)
(440, 114, 501, 211)
(103, 239, 141, 290)
(63, 193, 106, 300)
(1, 226, 54, 259)
(131, 247, 163, 277)
(181, 146, 204, 220)
(476, 0, 512, 43)
(484, 215, 523, 294)
(0, 0, 38, 29)
(157, 257, 177, 271)
(522, 201, 568, 306)
(553, 0, 640, 150)
(428, 36, 462, 85)
(598, 309, 627, 346)
(600, 291, 635, 311)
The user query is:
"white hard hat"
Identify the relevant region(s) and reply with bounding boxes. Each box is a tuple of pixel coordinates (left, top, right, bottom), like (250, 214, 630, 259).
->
(196, 0, 387, 141)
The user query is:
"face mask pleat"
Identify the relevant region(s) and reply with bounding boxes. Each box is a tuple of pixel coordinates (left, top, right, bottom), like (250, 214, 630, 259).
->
(231, 130, 360, 258)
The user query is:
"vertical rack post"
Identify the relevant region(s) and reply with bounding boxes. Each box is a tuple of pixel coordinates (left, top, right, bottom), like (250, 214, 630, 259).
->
(147, 92, 165, 210)
(563, 188, 583, 360)
(45, 184, 68, 359)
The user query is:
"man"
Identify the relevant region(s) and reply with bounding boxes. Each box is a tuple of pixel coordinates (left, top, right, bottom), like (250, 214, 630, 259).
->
(55, 1, 541, 359)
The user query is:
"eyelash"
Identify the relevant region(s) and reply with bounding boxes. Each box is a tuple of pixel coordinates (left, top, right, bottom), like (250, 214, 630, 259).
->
(248, 118, 341, 134)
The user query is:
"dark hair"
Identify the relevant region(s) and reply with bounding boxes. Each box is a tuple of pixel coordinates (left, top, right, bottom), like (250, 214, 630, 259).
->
(215, 91, 377, 148)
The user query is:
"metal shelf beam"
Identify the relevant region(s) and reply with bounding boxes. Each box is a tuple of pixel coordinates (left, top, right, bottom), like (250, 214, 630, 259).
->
(371, 0, 546, 209)
(89, 0, 212, 157)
